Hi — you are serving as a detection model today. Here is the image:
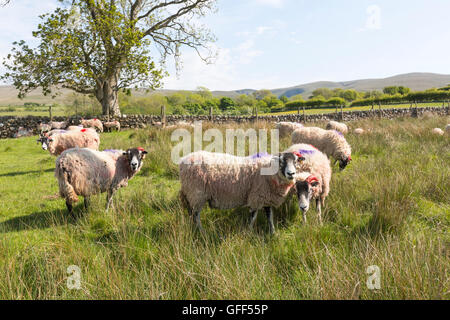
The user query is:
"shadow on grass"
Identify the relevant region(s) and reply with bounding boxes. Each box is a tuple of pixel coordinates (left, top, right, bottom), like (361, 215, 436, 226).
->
(0, 168, 53, 178)
(0, 205, 86, 233)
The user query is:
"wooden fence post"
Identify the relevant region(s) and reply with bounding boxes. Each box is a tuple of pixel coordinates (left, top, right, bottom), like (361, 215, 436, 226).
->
(303, 105, 306, 122)
(209, 106, 213, 121)
(49, 105, 53, 122)
(161, 105, 166, 128)
(340, 104, 343, 120)
(255, 106, 259, 122)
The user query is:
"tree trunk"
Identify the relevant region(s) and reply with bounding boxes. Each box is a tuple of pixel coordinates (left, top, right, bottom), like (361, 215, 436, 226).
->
(96, 78, 121, 117)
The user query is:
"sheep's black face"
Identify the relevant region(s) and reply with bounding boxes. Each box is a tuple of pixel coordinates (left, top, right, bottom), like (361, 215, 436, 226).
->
(339, 156, 351, 170)
(37, 135, 51, 151)
(123, 147, 148, 172)
(295, 176, 319, 213)
(279, 152, 302, 181)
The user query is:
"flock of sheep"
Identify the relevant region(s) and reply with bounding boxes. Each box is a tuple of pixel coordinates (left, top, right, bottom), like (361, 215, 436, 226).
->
(36, 118, 146, 214)
(34, 117, 449, 233)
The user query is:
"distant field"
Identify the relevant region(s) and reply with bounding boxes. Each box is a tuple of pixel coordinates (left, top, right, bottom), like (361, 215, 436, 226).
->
(265, 102, 446, 116)
(0, 116, 448, 299)
(0, 105, 67, 117)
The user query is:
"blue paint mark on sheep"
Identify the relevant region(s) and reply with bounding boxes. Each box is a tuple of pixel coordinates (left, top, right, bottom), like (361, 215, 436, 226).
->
(299, 149, 315, 155)
(249, 152, 270, 160)
(333, 130, 343, 137)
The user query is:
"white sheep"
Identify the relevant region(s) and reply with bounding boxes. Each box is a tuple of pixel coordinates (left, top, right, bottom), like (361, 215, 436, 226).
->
(354, 128, 365, 135)
(292, 126, 352, 170)
(284, 144, 332, 224)
(431, 128, 444, 136)
(104, 120, 121, 132)
(50, 121, 68, 130)
(275, 122, 304, 138)
(38, 123, 51, 133)
(38, 128, 100, 156)
(179, 151, 302, 234)
(81, 118, 103, 132)
(326, 121, 348, 135)
(67, 125, 84, 131)
(55, 147, 148, 213)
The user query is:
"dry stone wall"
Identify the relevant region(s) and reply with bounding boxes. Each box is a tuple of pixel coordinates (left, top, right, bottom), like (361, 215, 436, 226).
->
(0, 106, 448, 139)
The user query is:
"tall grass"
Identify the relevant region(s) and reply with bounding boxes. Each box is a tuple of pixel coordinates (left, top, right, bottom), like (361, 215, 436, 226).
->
(0, 115, 448, 299)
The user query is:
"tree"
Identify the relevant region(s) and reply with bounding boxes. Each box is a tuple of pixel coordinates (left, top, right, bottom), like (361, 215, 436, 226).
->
(219, 97, 235, 111)
(252, 89, 272, 101)
(279, 95, 289, 104)
(383, 86, 399, 95)
(1, 0, 217, 116)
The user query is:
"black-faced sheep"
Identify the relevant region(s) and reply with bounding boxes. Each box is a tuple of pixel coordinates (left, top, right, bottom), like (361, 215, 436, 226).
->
(55, 147, 148, 213)
(326, 121, 348, 135)
(275, 122, 304, 138)
(37, 128, 100, 156)
(284, 144, 332, 224)
(179, 151, 303, 234)
(81, 118, 103, 132)
(51, 121, 68, 130)
(104, 121, 121, 132)
(292, 127, 352, 170)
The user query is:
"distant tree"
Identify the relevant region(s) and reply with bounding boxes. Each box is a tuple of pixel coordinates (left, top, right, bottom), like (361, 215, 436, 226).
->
(219, 97, 235, 111)
(398, 86, 411, 95)
(290, 94, 304, 101)
(279, 95, 289, 104)
(311, 88, 334, 100)
(383, 86, 399, 95)
(252, 89, 272, 101)
(197, 86, 213, 99)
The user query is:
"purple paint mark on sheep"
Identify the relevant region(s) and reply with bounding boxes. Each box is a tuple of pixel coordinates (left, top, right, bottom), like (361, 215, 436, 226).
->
(334, 130, 343, 137)
(249, 152, 270, 160)
(299, 149, 315, 155)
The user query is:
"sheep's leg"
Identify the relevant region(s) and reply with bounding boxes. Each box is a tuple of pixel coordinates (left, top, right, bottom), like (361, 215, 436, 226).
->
(249, 209, 258, 229)
(66, 200, 73, 214)
(316, 198, 323, 225)
(303, 211, 307, 224)
(106, 189, 115, 211)
(264, 207, 275, 235)
(193, 210, 204, 232)
(84, 196, 90, 211)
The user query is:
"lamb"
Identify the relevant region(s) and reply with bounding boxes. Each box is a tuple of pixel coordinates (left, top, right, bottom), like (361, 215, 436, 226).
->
(326, 121, 348, 135)
(432, 128, 444, 136)
(55, 147, 148, 213)
(81, 118, 103, 132)
(354, 128, 365, 135)
(275, 122, 304, 138)
(284, 144, 332, 224)
(104, 120, 121, 132)
(292, 126, 352, 170)
(50, 121, 68, 130)
(38, 123, 51, 133)
(38, 128, 100, 156)
(179, 151, 303, 234)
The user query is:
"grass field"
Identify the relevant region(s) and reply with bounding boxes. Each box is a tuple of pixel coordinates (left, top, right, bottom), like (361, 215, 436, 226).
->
(0, 116, 448, 299)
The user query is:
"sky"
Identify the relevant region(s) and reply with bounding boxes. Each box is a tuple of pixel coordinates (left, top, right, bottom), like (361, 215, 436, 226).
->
(1, 0, 450, 91)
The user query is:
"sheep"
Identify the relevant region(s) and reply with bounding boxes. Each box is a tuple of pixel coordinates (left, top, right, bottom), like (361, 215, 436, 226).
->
(81, 118, 103, 132)
(179, 151, 303, 234)
(354, 128, 365, 135)
(67, 125, 84, 131)
(104, 121, 121, 132)
(38, 128, 100, 156)
(38, 123, 51, 133)
(50, 121, 68, 130)
(292, 126, 352, 170)
(445, 124, 450, 133)
(275, 122, 304, 138)
(55, 147, 148, 214)
(432, 128, 444, 136)
(326, 121, 348, 135)
(284, 144, 332, 224)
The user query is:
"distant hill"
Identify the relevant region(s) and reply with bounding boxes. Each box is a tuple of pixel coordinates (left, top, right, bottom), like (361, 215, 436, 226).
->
(1, 72, 450, 105)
